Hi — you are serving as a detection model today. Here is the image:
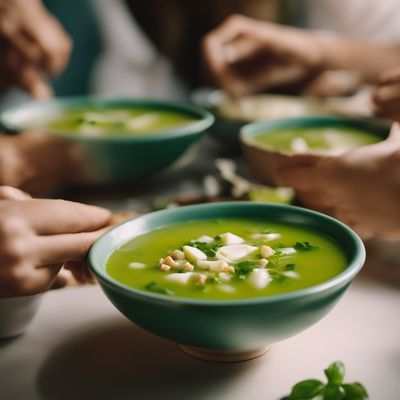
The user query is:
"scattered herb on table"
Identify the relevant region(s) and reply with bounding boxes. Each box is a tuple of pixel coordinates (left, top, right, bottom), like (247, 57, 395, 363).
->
(281, 361, 368, 400)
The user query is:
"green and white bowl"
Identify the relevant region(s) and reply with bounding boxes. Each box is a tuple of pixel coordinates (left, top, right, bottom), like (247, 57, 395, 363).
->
(0, 97, 214, 184)
(88, 202, 365, 362)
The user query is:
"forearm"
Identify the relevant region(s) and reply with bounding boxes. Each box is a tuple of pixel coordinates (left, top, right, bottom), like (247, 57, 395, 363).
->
(313, 31, 400, 83)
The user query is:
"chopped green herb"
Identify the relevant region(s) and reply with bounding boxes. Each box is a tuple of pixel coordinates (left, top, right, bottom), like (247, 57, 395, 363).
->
(269, 270, 288, 283)
(235, 260, 260, 280)
(186, 241, 222, 257)
(281, 361, 368, 400)
(267, 251, 282, 267)
(206, 275, 222, 285)
(294, 241, 318, 251)
(285, 263, 297, 271)
(144, 281, 174, 296)
(261, 228, 273, 234)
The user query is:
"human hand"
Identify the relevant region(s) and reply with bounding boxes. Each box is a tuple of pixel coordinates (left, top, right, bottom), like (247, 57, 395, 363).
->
(0, 132, 89, 195)
(373, 68, 400, 122)
(0, 0, 71, 97)
(202, 15, 324, 96)
(0, 190, 111, 297)
(277, 124, 400, 239)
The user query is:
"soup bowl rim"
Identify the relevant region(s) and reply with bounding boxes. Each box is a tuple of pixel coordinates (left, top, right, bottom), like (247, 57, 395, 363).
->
(240, 115, 389, 154)
(0, 96, 215, 142)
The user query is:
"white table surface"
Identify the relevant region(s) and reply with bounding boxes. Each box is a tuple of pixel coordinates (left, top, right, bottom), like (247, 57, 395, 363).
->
(0, 272, 399, 400)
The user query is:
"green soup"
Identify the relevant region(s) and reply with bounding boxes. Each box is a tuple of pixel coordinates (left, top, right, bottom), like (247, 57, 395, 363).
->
(30, 107, 199, 136)
(253, 126, 381, 154)
(106, 218, 347, 300)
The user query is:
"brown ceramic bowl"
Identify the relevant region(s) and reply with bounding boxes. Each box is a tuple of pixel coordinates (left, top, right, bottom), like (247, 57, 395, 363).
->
(240, 116, 390, 186)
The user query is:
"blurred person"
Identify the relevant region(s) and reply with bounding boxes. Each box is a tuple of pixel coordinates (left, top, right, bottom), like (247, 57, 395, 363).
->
(91, 0, 296, 98)
(0, 0, 71, 98)
(202, 1, 400, 96)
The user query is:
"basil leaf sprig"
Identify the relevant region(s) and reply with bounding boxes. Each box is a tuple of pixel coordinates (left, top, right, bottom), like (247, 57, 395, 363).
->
(281, 361, 368, 400)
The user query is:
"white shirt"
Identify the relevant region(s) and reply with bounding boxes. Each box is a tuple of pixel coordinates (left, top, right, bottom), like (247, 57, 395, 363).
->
(303, 0, 400, 44)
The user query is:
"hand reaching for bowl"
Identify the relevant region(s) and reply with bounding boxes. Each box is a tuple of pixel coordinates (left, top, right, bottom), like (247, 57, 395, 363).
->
(202, 15, 323, 96)
(0, 186, 111, 297)
(202, 15, 400, 97)
(0, 0, 71, 98)
(277, 124, 400, 240)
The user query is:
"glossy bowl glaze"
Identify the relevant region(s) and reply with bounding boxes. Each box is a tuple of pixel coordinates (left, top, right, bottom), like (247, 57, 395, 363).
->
(241, 116, 389, 186)
(88, 202, 365, 360)
(0, 97, 214, 184)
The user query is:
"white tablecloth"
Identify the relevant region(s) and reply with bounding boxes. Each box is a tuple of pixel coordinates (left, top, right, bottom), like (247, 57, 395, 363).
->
(0, 274, 399, 400)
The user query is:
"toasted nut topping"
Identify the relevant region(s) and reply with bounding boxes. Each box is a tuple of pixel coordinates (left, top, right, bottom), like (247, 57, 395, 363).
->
(194, 274, 207, 285)
(164, 256, 177, 267)
(160, 264, 171, 272)
(258, 258, 269, 268)
(260, 245, 275, 258)
(170, 249, 185, 260)
(183, 262, 195, 272)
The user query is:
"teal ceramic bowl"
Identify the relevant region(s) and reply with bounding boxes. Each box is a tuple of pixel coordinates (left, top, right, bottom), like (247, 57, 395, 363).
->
(88, 202, 365, 361)
(0, 97, 214, 184)
(241, 116, 389, 186)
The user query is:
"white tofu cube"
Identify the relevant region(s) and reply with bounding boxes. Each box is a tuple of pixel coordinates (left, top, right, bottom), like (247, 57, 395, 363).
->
(219, 232, 244, 245)
(197, 260, 229, 272)
(195, 235, 214, 244)
(128, 262, 146, 269)
(248, 269, 271, 289)
(283, 271, 300, 279)
(164, 272, 194, 285)
(250, 233, 281, 241)
(216, 245, 258, 262)
(218, 284, 236, 294)
(183, 245, 207, 262)
(280, 247, 296, 255)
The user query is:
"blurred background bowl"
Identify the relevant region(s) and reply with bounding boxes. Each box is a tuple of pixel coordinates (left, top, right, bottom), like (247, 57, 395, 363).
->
(88, 202, 365, 361)
(0, 294, 43, 339)
(0, 97, 214, 185)
(191, 88, 373, 149)
(241, 116, 390, 186)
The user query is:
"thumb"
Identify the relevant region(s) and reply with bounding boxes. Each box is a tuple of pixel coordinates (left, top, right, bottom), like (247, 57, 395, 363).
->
(387, 122, 400, 142)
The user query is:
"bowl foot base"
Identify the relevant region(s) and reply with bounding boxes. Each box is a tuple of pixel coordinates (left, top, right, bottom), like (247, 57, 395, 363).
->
(179, 345, 269, 362)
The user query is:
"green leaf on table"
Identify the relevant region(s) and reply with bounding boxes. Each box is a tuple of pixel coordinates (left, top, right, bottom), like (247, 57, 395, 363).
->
(280, 361, 368, 400)
(289, 379, 325, 399)
(323, 384, 346, 400)
(342, 383, 369, 399)
(324, 361, 345, 385)
(294, 241, 318, 251)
